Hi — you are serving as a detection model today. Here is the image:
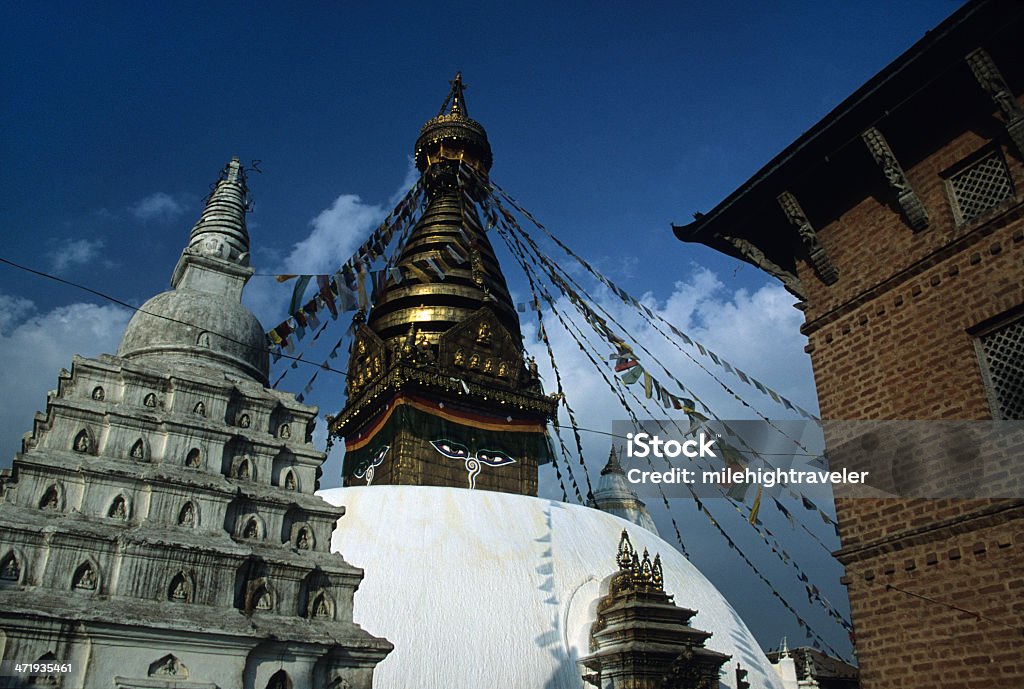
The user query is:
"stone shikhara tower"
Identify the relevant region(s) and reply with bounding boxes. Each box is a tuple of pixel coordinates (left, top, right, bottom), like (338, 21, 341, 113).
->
(0, 159, 391, 688)
(330, 74, 558, 496)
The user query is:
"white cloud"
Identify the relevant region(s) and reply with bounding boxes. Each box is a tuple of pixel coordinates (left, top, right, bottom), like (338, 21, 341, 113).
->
(287, 195, 384, 275)
(48, 238, 105, 273)
(243, 160, 419, 326)
(285, 159, 417, 277)
(242, 195, 384, 327)
(0, 293, 33, 331)
(0, 296, 131, 467)
(132, 192, 187, 222)
(387, 159, 421, 207)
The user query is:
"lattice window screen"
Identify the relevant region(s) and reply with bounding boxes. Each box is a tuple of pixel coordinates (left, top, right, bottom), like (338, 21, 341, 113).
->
(948, 151, 1014, 224)
(977, 317, 1024, 420)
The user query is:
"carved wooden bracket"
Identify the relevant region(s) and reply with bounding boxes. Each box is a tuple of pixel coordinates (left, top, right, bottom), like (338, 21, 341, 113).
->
(776, 191, 839, 285)
(861, 126, 929, 231)
(967, 48, 1024, 158)
(716, 233, 806, 300)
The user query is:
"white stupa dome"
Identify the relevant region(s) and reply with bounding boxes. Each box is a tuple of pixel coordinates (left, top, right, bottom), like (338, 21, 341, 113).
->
(320, 485, 784, 689)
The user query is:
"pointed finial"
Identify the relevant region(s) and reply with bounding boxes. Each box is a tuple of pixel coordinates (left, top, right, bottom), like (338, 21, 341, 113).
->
(640, 548, 653, 581)
(803, 651, 816, 680)
(601, 444, 624, 475)
(416, 72, 492, 173)
(439, 71, 468, 117)
(780, 636, 789, 657)
(226, 156, 242, 184)
(180, 157, 250, 271)
(616, 529, 635, 570)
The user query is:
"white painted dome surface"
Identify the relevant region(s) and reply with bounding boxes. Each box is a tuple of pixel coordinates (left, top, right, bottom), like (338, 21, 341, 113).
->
(321, 485, 783, 689)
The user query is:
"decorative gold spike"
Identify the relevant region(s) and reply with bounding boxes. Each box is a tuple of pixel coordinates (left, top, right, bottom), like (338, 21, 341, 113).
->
(616, 530, 634, 570)
(652, 553, 664, 590)
(640, 549, 653, 582)
(435, 71, 468, 117)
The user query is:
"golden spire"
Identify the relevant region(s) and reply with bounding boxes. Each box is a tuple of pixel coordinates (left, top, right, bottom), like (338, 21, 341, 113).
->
(438, 71, 468, 117)
(367, 74, 518, 351)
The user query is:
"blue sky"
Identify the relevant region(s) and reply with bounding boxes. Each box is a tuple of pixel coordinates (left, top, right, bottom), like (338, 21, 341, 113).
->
(1, 0, 962, 663)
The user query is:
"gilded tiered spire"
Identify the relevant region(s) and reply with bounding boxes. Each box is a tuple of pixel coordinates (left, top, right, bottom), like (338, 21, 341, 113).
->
(367, 73, 519, 352)
(331, 75, 557, 495)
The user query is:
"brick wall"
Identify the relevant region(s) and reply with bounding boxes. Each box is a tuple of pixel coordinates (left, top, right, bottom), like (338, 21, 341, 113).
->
(840, 510, 1023, 688)
(796, 93, 1024, 687)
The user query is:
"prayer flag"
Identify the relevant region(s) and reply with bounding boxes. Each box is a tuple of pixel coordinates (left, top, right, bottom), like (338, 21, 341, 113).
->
(407, 263, 431, 283)
(423, 257, 445, 280)
(356, 264, 368, 310)
(317, 276, 338, 318)
(621, 366, 643, 385)
(289, 275, 312, 316)
(748, 485, 763, 524)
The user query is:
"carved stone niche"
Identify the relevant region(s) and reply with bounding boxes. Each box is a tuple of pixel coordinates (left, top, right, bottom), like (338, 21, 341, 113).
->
(438, 307, 522, 388)
(347, 324, 388, 396)
(112, 652, 219, 689)
(148, 653, 189, 679)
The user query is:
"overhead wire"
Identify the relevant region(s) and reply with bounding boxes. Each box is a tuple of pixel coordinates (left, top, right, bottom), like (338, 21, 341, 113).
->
(0, 255, 349, 379)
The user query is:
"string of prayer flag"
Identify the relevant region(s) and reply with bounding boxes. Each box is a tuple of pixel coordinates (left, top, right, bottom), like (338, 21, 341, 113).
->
(488, 173, 852, 651)
(485, 175, 818, 421)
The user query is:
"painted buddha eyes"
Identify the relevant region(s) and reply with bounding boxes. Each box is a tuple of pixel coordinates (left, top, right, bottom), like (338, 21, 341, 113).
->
(431, 440, 470, 459)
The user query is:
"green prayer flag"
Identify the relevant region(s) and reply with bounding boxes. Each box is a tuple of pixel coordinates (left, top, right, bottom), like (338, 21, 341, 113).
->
(620, 366, 643, 385)
(289, 275, 312, 316)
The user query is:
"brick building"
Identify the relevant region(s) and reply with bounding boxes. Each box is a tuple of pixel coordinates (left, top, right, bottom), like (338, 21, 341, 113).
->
(673, 1, 1024, 686)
